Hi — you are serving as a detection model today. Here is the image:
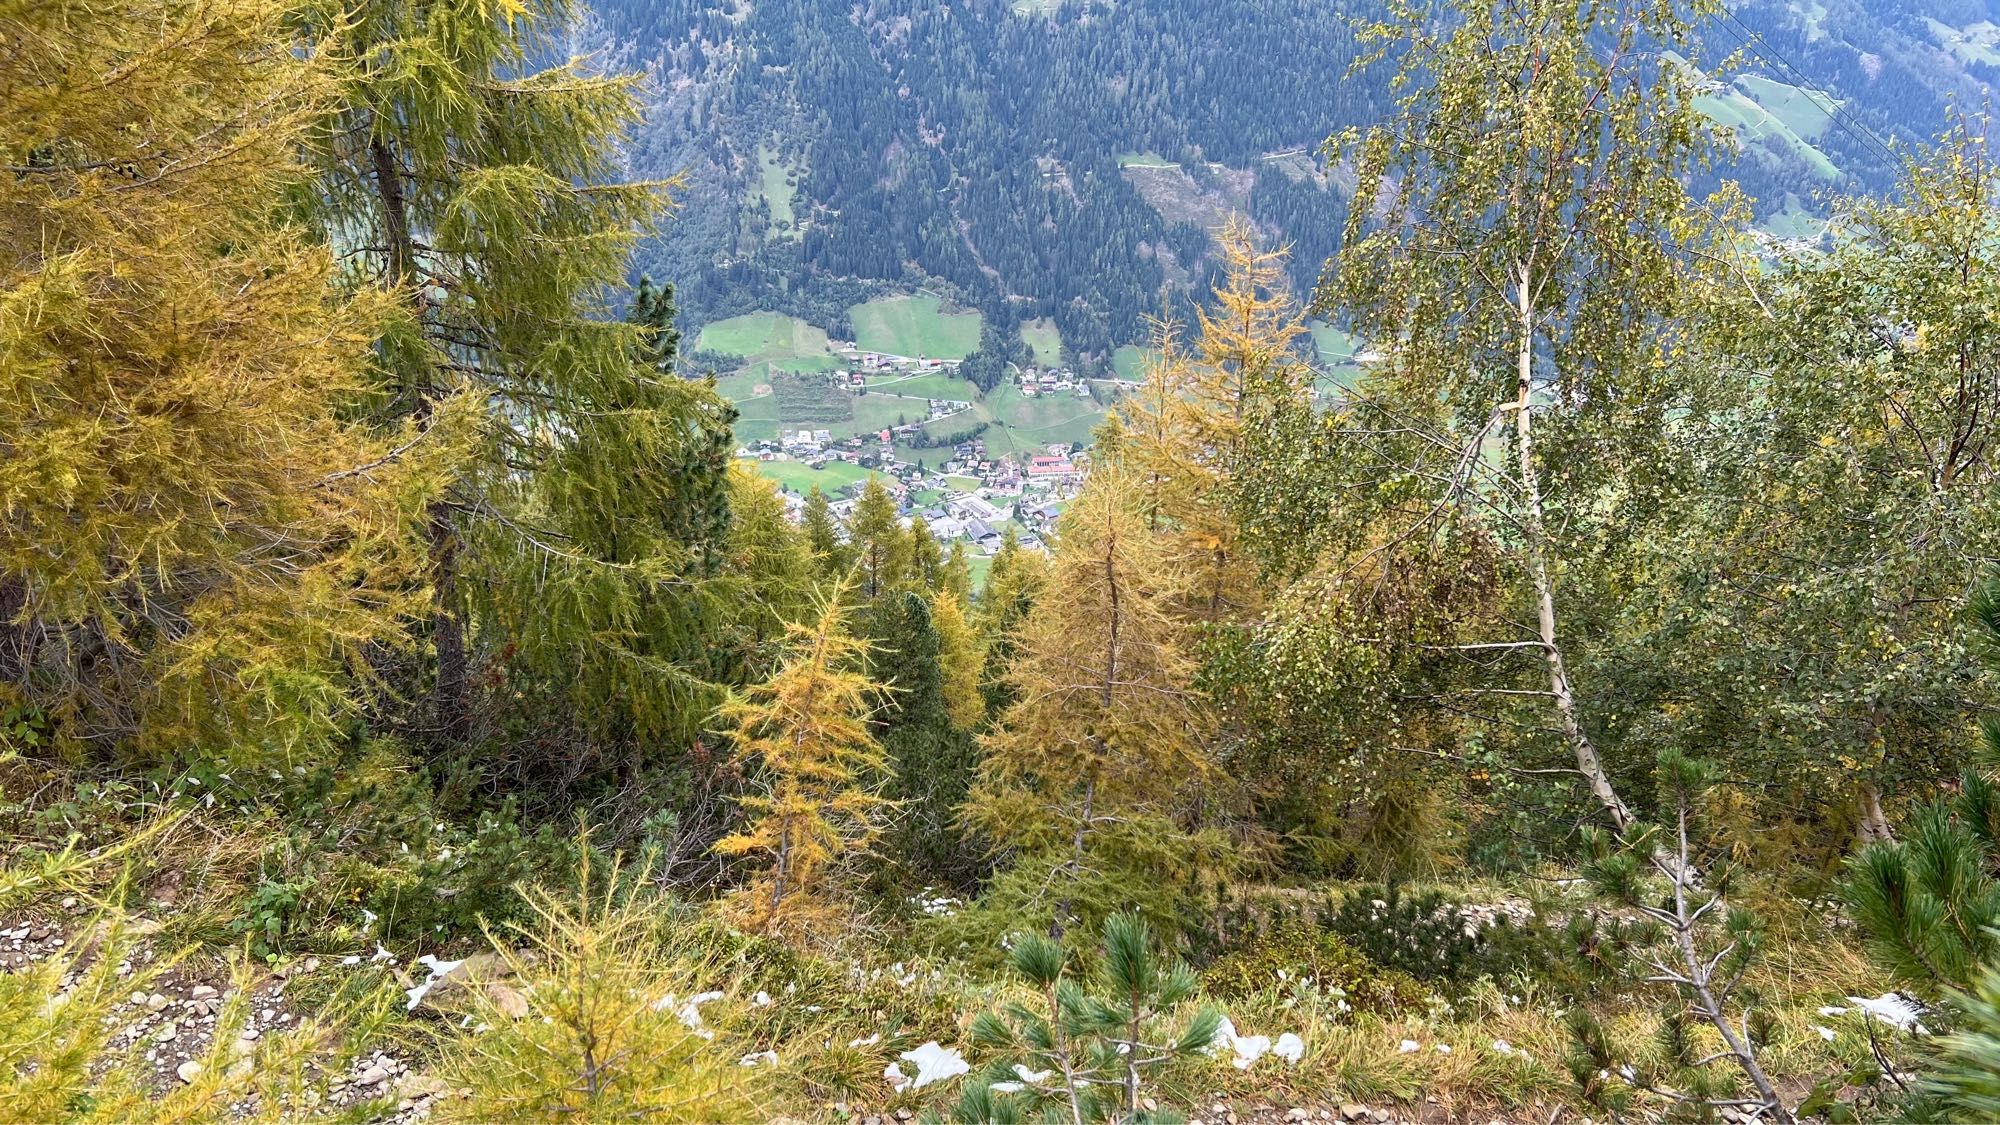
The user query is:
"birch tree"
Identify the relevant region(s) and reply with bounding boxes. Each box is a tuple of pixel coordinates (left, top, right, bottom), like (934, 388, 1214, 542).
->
(1326, 0, 1727, 832)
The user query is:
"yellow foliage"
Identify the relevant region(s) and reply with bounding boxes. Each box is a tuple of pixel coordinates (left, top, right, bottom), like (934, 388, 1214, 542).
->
(929, 590, 985, 730)
(966, 468, 1210, 861)
(1118, 221, 1314, 621)
(713, 596, 890, 938)
(436, 856, 762, 1123)
(0, 0, 449, 759)
(0, 916, 346, 1124)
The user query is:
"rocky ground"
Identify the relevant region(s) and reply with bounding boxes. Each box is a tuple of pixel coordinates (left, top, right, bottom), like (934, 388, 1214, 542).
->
(5, 907, 1561, 1124)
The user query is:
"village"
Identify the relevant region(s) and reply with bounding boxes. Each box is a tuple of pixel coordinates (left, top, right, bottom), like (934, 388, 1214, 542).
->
(733, 345, 1113, 557)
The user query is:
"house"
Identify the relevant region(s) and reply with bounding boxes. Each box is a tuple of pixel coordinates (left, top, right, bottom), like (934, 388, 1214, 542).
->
(1026, 455, 1075, 480)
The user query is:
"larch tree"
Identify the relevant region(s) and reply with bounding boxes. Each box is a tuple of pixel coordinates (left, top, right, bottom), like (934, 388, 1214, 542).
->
(713, 597, 889, 937)
(941, 541, 974, 605)
(964, 468, 1221, 934)
(1327, 0, 1726, 833)
(800, 486, 849, 579)
(906, 517, 944, 592)
(1, 0, 444, 760)
(846, 478, 909, 600)
(930, 591, 986, 732)
(717, 466, 818, 676)
(292, 0, 703, 752)
(1121, 222, 1312, 622)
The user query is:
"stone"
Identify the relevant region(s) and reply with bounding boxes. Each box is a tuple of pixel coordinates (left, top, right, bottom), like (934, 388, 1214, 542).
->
(146, 993, 170, 1012)
(1287, 1110, 1312, 1122)
(398, 1074, 451, 1099)
(176, 1060, 203, 1084)
(190, 984, 218, 1001)
(357, 1064, 390, 1086)
(239, 1027, 261, 1041)
(486, 982, 531, 1019)
(154, 1022, 177, 1043)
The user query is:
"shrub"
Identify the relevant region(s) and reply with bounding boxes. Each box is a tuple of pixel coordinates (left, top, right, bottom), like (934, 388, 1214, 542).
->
(956, 914, 1222, 1123)
(0, 913, 350, 1123)
(431, 854, 761, 1123)
(1200, 918, 1428, 1014)
(1327, 882, 1487, 982)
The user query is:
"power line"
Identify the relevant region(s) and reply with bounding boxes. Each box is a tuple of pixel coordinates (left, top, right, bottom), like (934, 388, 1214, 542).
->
(1707, 7, 1903, 171)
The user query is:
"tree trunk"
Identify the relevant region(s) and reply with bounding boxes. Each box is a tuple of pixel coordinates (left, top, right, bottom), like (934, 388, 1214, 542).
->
(1514, 276, 1634, 832)
(428, 501, 468, 743)
(1857, 780, 1895, 843)
(371, 132, 468, 742)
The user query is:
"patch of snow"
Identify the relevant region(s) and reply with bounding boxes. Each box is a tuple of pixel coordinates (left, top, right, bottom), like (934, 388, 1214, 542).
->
(899, 1041, 969, 1088)
(1845, 993, 1929, 1034)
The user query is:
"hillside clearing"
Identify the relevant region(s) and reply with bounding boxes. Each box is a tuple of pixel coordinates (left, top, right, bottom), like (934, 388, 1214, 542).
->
(849, 293, 983, 360)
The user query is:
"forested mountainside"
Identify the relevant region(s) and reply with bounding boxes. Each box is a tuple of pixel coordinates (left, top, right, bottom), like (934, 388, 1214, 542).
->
(596, 0, 1994, 359)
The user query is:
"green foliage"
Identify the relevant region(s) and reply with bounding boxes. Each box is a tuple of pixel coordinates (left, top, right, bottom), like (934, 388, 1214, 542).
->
(1845, 801, 2000, 994)
(1326, 883, 1486, 984)
(871, 592, 983, 888)
(954, 915, 1221, 1123)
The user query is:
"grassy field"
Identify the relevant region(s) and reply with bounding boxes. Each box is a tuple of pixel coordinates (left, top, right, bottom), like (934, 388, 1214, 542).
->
(1112, 344, 1159, 381)
(730, 390, 781, 444)
(968, 383, 1104, 457)
(1310, 321, 1366, 389)
(754, 145, 797, 235)
(849, 293, 983, 360)
(1758, 194, 1830, 241)
(1925, 16, 2000, 65)
(1695, 84, 1839, 181)
(1019, 318, 1063, 366)
(1735, 75, 1837, 140)
(697, 311, 830, 360)
(862, 371, 980, 400)
(753, 459, 884, 496)
(771, 355, 840, 373)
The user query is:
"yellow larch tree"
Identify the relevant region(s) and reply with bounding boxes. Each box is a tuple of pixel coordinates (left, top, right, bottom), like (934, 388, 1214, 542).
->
(929, 590, 985, 731)
(0, 0, 447, 760)
(963, 466, 1223, 933)
(713, 596, 890, 937)
(1118, 221, 1314, 622)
